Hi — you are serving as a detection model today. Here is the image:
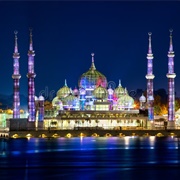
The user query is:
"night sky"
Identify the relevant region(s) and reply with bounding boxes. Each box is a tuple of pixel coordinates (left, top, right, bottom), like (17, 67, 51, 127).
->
(0, 1, 180, 99)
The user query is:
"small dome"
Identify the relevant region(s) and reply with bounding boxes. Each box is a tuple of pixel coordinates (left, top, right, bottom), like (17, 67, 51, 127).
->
(79, 88, 86, 95)
(139, 94, 146, 102)
(108, 86, 114, 95)
(39, 95, 44, 101)
(117, 89, 134, 108)
(78, 53, 107, 89)
(63, 94, 77, 106)
(57, 80, 71, 99)
(73, 87, 79, 96)
(52, 96, 63, 110)
(114, 80, 125, 98)
(93, 85, 108, 99)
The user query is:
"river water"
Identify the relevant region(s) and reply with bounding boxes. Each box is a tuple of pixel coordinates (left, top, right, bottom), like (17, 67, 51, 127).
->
(1, 137, 180, 179)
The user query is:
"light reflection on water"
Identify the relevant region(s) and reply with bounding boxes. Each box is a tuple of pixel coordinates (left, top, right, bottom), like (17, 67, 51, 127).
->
(0, 137, 180, 179)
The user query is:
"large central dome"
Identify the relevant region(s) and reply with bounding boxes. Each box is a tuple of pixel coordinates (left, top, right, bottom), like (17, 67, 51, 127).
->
(78, 53, 107, 89)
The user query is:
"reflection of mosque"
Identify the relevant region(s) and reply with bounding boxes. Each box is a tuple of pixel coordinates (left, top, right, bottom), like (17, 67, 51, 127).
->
(44, 53, 147, 129)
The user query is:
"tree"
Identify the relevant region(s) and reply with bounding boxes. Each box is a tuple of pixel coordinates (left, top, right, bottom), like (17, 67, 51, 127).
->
(160, 104, 168, 115)
(175, 100, 180, 111)
(154, 95, 161, 106)
(134, 100, 140, 109)
(44, 100, 52, 110)
(154, 105, 161, 115)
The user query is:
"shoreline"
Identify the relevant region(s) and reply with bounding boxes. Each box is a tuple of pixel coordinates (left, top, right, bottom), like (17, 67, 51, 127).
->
(1, 129, 180, 138)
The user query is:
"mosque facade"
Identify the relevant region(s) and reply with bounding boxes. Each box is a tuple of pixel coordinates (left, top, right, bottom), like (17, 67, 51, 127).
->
(45, 53, 147, 130)
(52, 53, 135, 112)
(0, 30, 177, 131)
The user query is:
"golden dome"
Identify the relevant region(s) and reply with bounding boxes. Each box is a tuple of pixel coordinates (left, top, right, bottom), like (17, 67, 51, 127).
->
(62, 94, 78, 106)
(78, 53, 107, 89)
(57, 80, 71, 99)
(52, 96, 63, 110)
(114, 80, 125, 98)
(52, 97, 62, 106)
(117, 88, 134, 108)
(93, 85, 108, 99)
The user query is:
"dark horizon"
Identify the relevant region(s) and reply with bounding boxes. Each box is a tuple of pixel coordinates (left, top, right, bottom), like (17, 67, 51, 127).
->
(0, 1, 180, 97)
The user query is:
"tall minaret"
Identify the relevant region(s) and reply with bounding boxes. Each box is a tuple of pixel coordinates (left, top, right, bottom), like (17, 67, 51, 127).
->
(12, 31, 21, 118)
(166, 29, 176, 129)
(27, 28, 36, 122)
(145, 32, 155, 121)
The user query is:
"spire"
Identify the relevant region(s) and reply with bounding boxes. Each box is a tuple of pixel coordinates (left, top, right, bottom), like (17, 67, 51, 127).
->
(166, 28, 176, 125)
(65, 79, 67, 86)
(146, 32, 154, 121)
(118, 79, 122, 87)
(29, 28, 33, 51)
(14, 30, 18, 53)
(124, 87, 127, 94)
(148, 32, 152, 54)
(90, 52, 96, 70)
(12, 30, 21, 119)
(169, 29, 173, 52)
(27, 28, 36, 122)
(13, 30, 20, 60)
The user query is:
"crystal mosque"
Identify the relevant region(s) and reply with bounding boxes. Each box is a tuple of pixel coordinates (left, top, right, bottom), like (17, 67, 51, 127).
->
(45, 53, 141, 129)
(0, 29, 178, 131)
(52, 53, 135, 112)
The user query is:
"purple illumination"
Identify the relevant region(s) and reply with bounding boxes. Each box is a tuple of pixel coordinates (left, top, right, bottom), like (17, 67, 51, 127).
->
(78, 53, 107, 110)
(27, 29, 36, 122)
(79, 53, 107, 89)
(145, 32, 154, 121)
(12, 31, 21, 119)
(38, 96, 44, 121)
(166, 29, 176, 121)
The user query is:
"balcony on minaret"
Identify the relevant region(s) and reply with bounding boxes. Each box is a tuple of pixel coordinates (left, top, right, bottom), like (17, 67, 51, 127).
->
(12, 74, 21, 79)
(28, 50, 35, 56)
(13, 52, 20, 59)
(145, 74, 155, 80)
(147, 54, 153, 59)
(27, 73, 36, 78)
(166, 73, 176, 79)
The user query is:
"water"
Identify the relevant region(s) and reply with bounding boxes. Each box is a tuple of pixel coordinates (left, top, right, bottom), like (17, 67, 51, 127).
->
(1, 137, 180, 179)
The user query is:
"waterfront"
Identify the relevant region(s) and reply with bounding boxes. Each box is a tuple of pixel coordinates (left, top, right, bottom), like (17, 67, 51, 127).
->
(1, 137, 180, 179)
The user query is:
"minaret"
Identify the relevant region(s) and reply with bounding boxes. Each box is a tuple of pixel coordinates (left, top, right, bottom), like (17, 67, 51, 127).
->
(38, 96, 44, 121)
(12, 31, 21, 118)
(166, 29, 176, 129)
(27, 28, 36, 122)
(145, 32, 155, 121)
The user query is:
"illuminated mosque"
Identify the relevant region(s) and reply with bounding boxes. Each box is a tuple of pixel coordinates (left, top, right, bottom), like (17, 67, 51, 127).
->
(52, 53, 134, 112)
(46, 53, 141, 129)
(0, 29, 177, 131)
